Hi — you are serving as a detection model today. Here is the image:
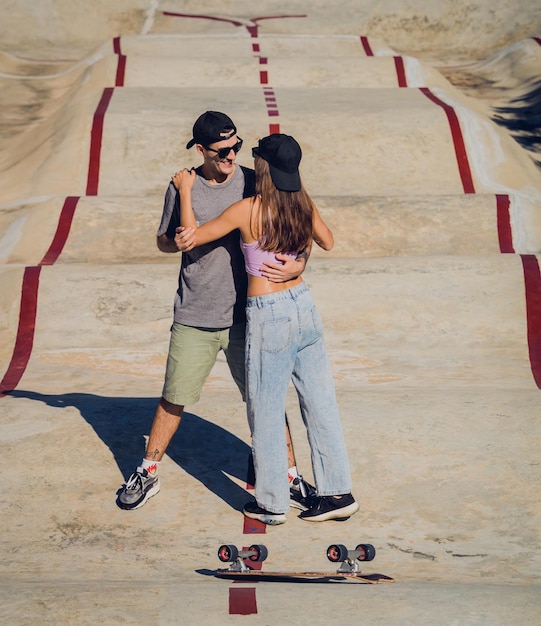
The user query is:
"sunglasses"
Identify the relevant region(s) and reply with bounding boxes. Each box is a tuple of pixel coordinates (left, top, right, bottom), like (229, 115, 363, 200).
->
(204, 138, 243, 159)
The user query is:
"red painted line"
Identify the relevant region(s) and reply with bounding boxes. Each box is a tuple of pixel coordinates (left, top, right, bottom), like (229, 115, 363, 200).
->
(269, 124, 280, 134)
(40, 196, 80, 265)
(521, 255, 541, 388)
(229, 587, 257, 615)
(242, 516, 266, 534)
(360, 36, 374, 56)
(113, 36, 126, 87)
(252, 15, 306, 23)
(0, 266, 41, 396)
(496, 194, 514, 253)
(419, 87, 476, 194)
(86, 87, 114, 196)
(162, 12, 243, 27)
(260, 70, 268, 84)
(394, 56, 407, 87)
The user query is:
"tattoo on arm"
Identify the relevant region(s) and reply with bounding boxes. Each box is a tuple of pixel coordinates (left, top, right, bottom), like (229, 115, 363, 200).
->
(148, 449, 161, 460)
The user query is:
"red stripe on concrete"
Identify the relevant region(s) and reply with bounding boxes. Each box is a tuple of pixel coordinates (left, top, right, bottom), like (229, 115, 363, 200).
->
(0, 266, 41, 395)
(40, 196, 80, 265)
(86, 87, 114, 196)
(269, 124, 280, 134)
(420, 88, 476, 194)
(229, 587, 258, 615)
(394, 56, 407, 87)
(360, 36, 374, 56)
(521, 255, 541, 388)
(242, 516, 266, 534)
(162, 12, 243, 27)
(113, 37, 126, 87)
(496, 194, 514, 253)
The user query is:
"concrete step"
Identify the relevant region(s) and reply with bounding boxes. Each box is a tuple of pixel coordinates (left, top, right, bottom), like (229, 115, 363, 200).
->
(1, 254, 536, 391)
(0, 193, 526, 267)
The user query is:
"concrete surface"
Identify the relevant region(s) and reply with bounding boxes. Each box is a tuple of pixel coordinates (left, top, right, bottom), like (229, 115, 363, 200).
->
(1, 1, 541, 624)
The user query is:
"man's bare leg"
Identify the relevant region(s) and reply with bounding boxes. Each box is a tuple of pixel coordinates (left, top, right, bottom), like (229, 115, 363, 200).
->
(144, 397, 184, 462)
(117, 397, 183, 510)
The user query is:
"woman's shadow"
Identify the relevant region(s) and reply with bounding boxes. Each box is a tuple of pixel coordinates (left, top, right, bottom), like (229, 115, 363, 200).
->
(8, 389, 253, 512)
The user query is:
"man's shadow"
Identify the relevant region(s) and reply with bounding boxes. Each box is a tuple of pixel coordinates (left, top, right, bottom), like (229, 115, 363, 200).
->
(8, 390, 253, 511)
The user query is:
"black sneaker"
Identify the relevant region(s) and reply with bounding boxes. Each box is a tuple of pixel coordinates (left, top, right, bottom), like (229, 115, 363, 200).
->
(117, 467, 160, 510)
(289, 477, 317, 511)
(243, 501, 286, 525)
(298, 493, 359, 522)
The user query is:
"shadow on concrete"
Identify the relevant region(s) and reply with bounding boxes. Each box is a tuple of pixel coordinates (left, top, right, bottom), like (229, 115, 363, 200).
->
(7, 390, 252, 512)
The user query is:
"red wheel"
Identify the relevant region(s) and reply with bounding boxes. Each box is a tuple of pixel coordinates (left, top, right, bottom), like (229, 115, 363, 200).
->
(218, 544, 238, 562)
(247, 544, 268, 562)
(327, 543, 348, 562)
(355, 543, 376, 561)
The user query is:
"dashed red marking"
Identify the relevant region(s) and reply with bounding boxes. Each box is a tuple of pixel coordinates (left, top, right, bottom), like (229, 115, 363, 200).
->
(521, 255, 541, 388)
(229, 587, 257, 615)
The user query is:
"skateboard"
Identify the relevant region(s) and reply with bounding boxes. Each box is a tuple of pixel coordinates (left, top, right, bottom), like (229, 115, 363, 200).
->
(213, 543, 395, 584)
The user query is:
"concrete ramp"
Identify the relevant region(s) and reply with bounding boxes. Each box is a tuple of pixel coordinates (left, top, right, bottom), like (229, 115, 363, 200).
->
(1, 3, 541, 624)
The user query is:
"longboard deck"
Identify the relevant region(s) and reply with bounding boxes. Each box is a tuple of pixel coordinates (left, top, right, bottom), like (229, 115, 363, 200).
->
(214, 570, 395, 584)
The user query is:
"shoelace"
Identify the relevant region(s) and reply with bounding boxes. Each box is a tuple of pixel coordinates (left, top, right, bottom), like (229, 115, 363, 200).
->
(125, 469, 145, 490)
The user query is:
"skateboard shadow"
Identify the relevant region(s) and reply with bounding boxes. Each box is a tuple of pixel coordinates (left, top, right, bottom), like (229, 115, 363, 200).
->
(7, 390, 252, 512)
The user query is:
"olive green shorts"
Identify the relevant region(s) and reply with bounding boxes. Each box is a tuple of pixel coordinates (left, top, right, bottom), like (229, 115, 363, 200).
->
(161, 322, 246, 406)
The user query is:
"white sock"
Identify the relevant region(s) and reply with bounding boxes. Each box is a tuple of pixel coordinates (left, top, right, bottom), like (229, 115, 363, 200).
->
(142, 458, 160, 475)
(288, 466, 299, 486)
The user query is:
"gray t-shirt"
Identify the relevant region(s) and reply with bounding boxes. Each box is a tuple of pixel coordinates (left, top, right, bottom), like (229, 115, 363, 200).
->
(157, 165, 254, 328)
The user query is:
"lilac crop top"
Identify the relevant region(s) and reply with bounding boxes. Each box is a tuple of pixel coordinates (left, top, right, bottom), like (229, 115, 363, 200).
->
(241, 239, 297, 277)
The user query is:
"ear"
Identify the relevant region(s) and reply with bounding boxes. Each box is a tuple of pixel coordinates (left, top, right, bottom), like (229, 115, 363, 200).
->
(195, 144, 205, 157)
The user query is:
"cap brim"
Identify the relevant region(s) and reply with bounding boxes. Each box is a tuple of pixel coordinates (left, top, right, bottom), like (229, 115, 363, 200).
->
(186, 138, 196, 149)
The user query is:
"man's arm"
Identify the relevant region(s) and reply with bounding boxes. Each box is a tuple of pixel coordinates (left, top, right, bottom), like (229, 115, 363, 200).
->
(260, 241, 312, 283)
(157, 233, 181, 253)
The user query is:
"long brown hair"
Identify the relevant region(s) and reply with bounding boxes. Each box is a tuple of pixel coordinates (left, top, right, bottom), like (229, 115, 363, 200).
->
(251, 157, 313, 253)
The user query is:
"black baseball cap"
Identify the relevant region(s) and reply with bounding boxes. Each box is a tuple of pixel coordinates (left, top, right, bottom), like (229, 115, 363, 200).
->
(252, 134, 302, 191)
(186, 111, 237, 149)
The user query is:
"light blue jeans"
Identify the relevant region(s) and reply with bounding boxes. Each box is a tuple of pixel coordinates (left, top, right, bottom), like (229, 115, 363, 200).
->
(245, 281, 352, 514)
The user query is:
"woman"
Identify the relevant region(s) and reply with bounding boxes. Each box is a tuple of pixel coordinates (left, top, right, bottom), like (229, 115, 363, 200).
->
(173, 133, 358, 524)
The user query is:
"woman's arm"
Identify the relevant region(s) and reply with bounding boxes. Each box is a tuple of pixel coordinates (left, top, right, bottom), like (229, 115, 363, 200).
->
(172, 168, 249, 247)
(312, 203, 334, 251)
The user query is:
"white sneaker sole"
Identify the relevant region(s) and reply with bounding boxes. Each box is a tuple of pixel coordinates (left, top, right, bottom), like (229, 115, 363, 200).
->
(300, 501, 359, 522)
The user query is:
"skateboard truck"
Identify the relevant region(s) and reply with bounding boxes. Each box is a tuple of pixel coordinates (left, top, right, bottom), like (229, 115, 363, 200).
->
(217, 544, 269, 572)
(327, 543, 376, 573)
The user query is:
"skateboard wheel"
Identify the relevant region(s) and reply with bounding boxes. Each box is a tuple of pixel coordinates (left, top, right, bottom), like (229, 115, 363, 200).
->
(247, 544, 268, 562)
(355, 543, 376, 562)
(326, 543, 348, 563)
(218, 544, 238, 562)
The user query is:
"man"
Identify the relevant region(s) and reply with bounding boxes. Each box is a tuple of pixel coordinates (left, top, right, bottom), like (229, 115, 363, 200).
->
(117, 111, 312, 512)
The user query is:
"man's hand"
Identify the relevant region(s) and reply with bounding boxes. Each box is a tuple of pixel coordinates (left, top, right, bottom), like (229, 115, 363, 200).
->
(260, 253, 307, 283)
(174, 226, 196, 252)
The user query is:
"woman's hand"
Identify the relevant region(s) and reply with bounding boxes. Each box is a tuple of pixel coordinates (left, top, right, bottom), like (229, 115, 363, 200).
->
(172, 168, 196, 191)
(174, 226, 196, 252)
